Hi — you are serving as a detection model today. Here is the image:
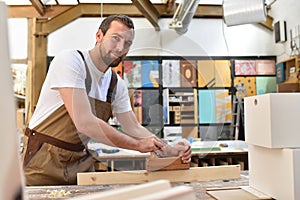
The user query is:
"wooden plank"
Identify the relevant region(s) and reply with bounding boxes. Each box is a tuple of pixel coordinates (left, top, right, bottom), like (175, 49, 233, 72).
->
(8, 5, 72, 18)
(240, 186, 273, 199)
(132, 0, 160, 31)
(77, 165, 240, 185)
(133, 186, 196, 200)
(207, 188, 258, 200)
(29, 0, 44, 16)
(70, 180, 171, 200)
(206, 186, 272, 200)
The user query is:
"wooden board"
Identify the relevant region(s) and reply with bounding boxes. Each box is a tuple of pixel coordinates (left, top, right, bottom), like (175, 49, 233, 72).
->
(77, 165, 241, 185)
(206, 186, 272, 200)
(134, 185, 196, 200)
(70, 181, 195, 200)
(70, 180, 171, 200)
(146, 156, 190, 171)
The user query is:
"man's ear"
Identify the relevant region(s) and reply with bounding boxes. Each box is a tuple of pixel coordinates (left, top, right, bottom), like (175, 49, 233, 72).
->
(95, 29, 104, 44)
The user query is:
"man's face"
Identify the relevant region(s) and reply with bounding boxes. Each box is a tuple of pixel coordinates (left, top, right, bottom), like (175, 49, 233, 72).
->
(98, 21, 134, 67)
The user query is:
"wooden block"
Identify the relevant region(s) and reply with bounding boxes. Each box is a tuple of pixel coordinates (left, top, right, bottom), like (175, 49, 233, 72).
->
(94, 162, 108, 171)
(133, 185, 196, 200)
(146, 155, 190, 171)
(77, 165, 241, 185)
(70, 180, 171, 200)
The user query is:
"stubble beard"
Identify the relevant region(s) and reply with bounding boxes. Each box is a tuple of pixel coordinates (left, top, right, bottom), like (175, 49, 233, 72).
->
(99, 43, 123, 68)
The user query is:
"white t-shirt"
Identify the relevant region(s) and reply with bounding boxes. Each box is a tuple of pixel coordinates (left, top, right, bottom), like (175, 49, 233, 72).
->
(29, 49, 132, 129)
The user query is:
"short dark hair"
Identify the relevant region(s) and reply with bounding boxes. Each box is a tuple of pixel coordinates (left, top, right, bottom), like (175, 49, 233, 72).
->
(99, 14, 134, 35)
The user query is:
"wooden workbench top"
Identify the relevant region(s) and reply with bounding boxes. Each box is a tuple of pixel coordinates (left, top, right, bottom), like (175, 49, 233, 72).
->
(24, 171, 249, 200)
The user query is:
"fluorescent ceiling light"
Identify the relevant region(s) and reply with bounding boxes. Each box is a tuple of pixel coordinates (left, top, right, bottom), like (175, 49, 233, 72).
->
(57, 0, 78, 5)
(41, 0, 56, 5)
(78, 0, 131, 3)
(2, 0, 31, 5)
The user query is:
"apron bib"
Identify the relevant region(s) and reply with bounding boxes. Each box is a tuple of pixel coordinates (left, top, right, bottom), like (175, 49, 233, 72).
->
(22, 51, 118, 186)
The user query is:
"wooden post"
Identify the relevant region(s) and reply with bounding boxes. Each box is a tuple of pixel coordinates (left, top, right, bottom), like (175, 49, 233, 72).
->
(26, 18, 48, 120)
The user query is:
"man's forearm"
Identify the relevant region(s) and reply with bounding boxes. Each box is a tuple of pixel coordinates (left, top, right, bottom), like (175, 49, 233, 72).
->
(79, 116, 140, 151)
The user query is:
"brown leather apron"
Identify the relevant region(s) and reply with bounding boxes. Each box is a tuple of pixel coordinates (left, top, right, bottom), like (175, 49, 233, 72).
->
(22, 51, 118, 186)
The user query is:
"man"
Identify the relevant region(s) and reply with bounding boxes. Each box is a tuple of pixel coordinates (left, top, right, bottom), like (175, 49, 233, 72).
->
(22, 14, 192, 186)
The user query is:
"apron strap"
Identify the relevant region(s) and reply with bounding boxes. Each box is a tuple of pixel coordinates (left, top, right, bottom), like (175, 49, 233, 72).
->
(76, 50, 118, 103)
(23, 128, 85, 167)
(107, 71, 118, 103)
(77, 50, 92, 94)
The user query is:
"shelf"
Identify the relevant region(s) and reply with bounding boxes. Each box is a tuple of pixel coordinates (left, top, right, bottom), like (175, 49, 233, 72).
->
(123, 56, 276, 140)
(277, 56, 300, 92)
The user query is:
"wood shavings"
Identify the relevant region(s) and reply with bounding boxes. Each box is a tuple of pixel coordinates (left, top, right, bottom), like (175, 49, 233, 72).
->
(47, 189, 71, 198)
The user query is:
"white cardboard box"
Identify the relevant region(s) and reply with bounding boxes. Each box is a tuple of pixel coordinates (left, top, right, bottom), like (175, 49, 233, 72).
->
(245, 93, 300, 148)
(249, 145, 300, 200)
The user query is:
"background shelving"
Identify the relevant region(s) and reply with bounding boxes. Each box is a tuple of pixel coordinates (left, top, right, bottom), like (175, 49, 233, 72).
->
(119, 55, 277, 141)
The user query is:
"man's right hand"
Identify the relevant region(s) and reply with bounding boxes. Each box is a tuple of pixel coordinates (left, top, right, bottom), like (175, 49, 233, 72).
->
(137, 135, 165, 153)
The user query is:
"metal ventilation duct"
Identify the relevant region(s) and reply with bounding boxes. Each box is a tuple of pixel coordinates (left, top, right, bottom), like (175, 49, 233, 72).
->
(169, 0, 200, 34)
(223, 0, 266, 26)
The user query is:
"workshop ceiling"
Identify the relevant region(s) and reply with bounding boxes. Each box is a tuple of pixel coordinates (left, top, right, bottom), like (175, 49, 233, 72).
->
(5, 0, 273, 31)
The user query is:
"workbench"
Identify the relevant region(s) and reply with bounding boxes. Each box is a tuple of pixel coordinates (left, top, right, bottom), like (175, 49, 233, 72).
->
(24, 171, 249, 200)
(89, 140, 248, 171)
(24, 141, 249, 199)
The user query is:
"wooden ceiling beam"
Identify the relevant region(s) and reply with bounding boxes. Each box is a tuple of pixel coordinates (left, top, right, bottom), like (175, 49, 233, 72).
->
(131, 0, 160, 31)
(8, 5, 72, 18)
(29, 0, 45, 16)
(8, 4, 224, 19)
(8, 3, 273, 31)
(40, 4, 142, 35)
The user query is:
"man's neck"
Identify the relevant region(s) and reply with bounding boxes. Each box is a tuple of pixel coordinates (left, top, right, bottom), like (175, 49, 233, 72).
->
(88, 47, 109, 73)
